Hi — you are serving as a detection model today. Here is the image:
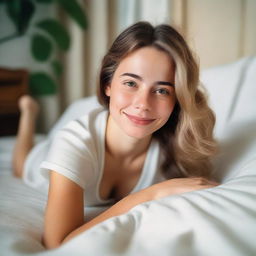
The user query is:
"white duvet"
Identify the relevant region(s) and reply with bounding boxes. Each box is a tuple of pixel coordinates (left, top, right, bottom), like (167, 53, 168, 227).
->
(0, 57, 256, 256)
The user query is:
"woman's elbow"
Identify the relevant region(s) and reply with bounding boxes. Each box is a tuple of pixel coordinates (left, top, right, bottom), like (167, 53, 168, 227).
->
(42, 234, 62, 250)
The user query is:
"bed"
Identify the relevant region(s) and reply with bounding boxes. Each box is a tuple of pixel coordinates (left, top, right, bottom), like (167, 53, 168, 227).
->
(0, 56, 256, 256)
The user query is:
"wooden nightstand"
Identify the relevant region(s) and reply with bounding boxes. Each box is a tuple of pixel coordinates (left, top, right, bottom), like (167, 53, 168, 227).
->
(0, 68, 28, 136)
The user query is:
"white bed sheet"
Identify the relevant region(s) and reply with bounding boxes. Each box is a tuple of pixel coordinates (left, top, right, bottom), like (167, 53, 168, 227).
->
(1, 145, 255, 256)
(0, 137, 109, 255)
(0, 56, 256, 256)
(0, 136, 46, 255)
(41, 164, 256, 256)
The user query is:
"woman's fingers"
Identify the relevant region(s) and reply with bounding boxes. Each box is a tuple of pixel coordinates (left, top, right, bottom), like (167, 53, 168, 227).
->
(189, 177, 220, 186)
(151, 177, 220, 200)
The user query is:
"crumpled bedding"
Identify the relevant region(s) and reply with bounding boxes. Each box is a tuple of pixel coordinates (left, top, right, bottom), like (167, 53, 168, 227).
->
(1, 159, 255, 256)
(0, 56, 256, 256)
(40, 163, 256, 256)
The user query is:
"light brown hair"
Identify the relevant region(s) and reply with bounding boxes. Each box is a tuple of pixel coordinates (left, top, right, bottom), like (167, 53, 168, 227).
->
(97, 21, 218, 179)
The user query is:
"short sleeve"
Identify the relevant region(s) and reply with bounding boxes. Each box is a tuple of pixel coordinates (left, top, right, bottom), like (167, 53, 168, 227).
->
(40, 119, 96, 189)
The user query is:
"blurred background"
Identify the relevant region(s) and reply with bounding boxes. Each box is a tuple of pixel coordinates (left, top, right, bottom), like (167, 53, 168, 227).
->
(0, 0, 255, 134)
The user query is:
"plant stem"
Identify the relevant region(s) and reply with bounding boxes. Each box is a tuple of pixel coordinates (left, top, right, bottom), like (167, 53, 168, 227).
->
(0, 33, 20, 45)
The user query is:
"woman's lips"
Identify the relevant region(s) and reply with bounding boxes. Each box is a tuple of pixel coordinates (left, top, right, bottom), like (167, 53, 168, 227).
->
(124, 113, 155, 125)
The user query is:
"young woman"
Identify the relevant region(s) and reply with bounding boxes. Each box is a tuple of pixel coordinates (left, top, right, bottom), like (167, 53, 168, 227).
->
(12, 21, 218, 249)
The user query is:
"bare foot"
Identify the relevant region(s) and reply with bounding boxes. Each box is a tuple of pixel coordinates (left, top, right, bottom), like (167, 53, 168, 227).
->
(18, 95, 40, 118)
(13, 95, 40, 178)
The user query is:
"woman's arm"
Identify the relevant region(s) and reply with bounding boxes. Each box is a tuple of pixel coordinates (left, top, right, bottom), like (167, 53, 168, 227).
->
(42, 171, 84, 249)
(43, 170, 151, 249)
(62, 177, 218, 244)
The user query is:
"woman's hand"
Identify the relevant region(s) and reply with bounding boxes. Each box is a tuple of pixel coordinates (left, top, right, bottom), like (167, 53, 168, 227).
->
(148, 177, 219, 201)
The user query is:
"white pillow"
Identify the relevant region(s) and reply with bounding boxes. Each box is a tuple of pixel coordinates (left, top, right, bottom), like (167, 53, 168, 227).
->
(201, 56, 256, 138)
(201, 56, 256, 181)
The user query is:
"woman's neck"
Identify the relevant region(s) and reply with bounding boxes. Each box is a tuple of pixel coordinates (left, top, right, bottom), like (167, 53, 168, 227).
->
(105, 114, 152, 161)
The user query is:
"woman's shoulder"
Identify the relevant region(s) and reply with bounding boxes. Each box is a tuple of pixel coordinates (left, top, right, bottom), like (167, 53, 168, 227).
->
(59, 107, 107, 133)
(52, 107, 108, 148)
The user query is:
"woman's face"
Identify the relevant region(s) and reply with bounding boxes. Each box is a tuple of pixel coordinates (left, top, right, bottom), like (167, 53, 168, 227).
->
(105, 46, 176, 139)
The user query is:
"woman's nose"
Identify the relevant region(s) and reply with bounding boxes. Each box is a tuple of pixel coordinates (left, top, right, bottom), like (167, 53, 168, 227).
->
(133, 91, 151, 111)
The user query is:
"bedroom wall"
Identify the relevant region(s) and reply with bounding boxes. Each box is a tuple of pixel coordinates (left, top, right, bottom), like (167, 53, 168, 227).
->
(171, 0, 256, 69)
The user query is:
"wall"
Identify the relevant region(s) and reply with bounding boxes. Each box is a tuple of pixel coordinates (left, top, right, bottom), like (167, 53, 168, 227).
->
(171, 0, 256, 69)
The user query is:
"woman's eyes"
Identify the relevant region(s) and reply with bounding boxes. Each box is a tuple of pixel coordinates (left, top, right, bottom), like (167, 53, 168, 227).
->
(155, 88, 170, 95)
(123, 81, 137, 88)
(122, 81, 171, 96)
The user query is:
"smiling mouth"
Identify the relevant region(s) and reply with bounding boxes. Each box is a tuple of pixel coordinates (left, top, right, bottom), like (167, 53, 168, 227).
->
(124, 113, 155, 125)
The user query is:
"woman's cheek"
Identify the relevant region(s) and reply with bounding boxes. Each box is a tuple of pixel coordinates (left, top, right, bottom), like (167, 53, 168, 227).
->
(113, 90, 132, 107)
(156, 100, 175, 120)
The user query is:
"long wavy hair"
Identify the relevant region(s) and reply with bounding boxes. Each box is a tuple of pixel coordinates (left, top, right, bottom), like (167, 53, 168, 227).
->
(97, 21, 218, 179)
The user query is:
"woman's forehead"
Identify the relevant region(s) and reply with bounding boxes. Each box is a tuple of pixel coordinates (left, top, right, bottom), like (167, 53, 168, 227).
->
(115, 47, 175, 80)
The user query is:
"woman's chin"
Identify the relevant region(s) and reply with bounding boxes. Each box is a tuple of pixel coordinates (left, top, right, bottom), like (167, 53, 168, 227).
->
(122, 127, 152, 140)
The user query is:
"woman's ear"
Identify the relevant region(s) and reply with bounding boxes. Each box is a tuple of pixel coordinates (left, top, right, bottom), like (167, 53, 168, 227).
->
(105, 84, 111, 97)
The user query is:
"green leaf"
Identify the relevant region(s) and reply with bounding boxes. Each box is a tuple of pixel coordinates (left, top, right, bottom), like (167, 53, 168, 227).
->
(31, 34, 53, 62)
(6, 0, 35, 35)
(57, 0, 87, 29)
(29, 72, 57, 95)
(51, 60, 63, 77)
(36, 18, 70, 51)
(35, 0, 54, 3)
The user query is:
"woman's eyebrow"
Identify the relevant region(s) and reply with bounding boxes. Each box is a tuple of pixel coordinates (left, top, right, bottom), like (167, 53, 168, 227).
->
(157, 81, 175, 87)
(120, 72, 175, 87)
(120, 72, 142, 80)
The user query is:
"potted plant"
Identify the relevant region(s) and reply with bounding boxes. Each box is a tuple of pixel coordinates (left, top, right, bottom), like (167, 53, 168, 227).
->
(0, 0, 87, 134)
(0, 0, 87, 95)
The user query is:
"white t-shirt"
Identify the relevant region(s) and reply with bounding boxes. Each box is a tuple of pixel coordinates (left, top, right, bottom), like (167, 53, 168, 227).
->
(34, 108, 164, 207)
